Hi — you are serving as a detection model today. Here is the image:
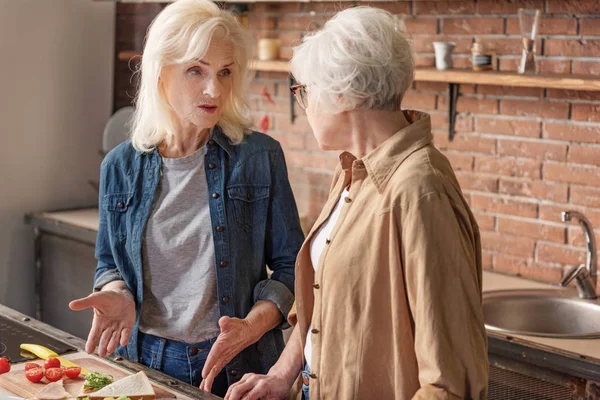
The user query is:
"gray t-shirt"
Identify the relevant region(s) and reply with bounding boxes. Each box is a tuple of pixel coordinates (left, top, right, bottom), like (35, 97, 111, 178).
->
(139, 145, 221, 343)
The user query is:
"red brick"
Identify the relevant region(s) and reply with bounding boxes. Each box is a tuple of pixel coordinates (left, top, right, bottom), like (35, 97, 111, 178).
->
(545, 39, 600, 58)
(358, 2, 411, 15)
(475, 156, 541, 179)
(538, 243, 586, 266)
(415, 55, 436, 69)
(543, 162, 600, 186)
(570, 185, 600, 208)
(277, 15, 327, 31)
(481, 231, 536, 257)
(501, 100, 569, 120)
(573, 61, 600, 75)
(539, 204, 600, 228)
(247, 16, 276, 30)
(434, 132, 496, 154)
(442, 18, 504, 35)
(250, 98, 289, 115)
(538, 60, 572, 75)
(506, 17, 578, 35)
(488, 38, 542, 55)
(249, 82, 277, 97)
(414, 82, 447, 92)
(249, 3, 283, 14)
(455, 172, 499, 192)
(568, 227, 600, 248)
(493, 254, 524, 276)
(498, 178, 568, 203)
(482, 251, 493, 270)
(478, 0, 544, 14)
(547, 0, 600, 14)
(544, 122, 600, 144)
(279, 47, 294, 60)
(572, 104, 600, 123)
(442, 151, 474, 171)
(498, 58, 520, 72)
(568, 144, 600, 166)
(452, 57, 473, 69)
(438, 96, 498, 114)
(580, 18, 600, 36)
(301, 2, 352, 14)
(477, 85, 544, 98)
(471, 193, 538, 218)
(498, 217, 565, 243)
(414, 1, 476, 15)
(429, 112, 473, 133)
(547, 90, 600, 102)
(497, 139, 567, 161)
(519, 263, 564, 284)
(473, 211, 496, 231)
(402, 92, 437, 110)
(403, 17, 439, 35)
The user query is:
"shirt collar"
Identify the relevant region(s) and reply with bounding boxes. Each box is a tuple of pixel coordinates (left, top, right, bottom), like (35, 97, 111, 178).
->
(338, 110, 433, 193)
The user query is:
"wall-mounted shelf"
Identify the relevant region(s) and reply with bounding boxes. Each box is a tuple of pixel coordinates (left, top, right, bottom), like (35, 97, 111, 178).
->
(117, 51, 600, 139)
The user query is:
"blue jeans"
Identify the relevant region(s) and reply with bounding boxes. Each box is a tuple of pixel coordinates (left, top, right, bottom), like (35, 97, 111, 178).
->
(301, 362, 310, 400)
(139, 332, 229, 397)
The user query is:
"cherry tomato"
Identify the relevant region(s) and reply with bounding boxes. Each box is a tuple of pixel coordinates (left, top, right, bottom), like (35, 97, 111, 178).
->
(44, 358, 61, 370)
(0, 357, 10, 374)
(63, 366, 81, 379)
(45, 367, 63, 382)
(25, 362, 41, 371)
(25, 367, 44, 383)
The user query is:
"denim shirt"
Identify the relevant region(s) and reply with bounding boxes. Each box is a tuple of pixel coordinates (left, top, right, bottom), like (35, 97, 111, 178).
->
(93, 126, 304, 384)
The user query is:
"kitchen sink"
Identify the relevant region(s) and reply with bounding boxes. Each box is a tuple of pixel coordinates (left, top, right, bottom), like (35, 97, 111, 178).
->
(482, 289, 600, 339)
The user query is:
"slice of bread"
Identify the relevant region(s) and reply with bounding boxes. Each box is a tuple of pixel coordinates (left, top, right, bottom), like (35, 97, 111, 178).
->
(84, 371, 156, 400)
(36, 381, 70, 400)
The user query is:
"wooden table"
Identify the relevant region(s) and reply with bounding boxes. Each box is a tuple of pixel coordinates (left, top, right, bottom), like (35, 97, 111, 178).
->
(0, 303, 221, 400)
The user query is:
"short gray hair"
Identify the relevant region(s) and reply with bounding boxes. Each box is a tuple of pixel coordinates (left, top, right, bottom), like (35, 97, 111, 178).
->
(290, 6, 414, 113)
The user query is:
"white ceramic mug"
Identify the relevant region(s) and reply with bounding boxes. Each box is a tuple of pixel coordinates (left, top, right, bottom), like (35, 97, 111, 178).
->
(433, 41, 456, 70)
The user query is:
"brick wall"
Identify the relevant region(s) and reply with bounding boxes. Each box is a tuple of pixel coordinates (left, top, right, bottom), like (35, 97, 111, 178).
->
(114, 1, 600, 287)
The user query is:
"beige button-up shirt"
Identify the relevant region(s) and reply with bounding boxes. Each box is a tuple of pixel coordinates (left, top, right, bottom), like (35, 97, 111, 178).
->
(289, 110, 488, 399)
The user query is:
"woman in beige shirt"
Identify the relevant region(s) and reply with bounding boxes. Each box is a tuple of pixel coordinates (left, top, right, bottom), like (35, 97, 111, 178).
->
(226, 6, 488, 400)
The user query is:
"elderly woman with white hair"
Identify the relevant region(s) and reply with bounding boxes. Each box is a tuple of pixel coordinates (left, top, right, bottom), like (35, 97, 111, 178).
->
(69, 0, 304, 396)
(226, 6, 488, 400)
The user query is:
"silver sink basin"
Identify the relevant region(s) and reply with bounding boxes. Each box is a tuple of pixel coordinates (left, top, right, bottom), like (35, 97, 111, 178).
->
(483, 289, 600, 339)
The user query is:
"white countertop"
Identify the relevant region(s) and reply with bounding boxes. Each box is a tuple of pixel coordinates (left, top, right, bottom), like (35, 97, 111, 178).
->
(482, 270, 600, 359)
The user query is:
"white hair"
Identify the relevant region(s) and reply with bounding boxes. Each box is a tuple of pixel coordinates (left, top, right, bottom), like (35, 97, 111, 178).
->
(290, 6, 414, 113)
(130, 0, 252, 152)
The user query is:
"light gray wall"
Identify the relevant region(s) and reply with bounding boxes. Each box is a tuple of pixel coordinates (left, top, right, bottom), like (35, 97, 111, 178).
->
(0, 0, 115, 315)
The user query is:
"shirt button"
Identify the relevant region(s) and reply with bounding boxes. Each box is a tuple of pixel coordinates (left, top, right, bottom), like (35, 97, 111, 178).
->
(231, 369, 238, 376)
(208, 140, 216, 146)
(344, 197, 352, 203)
(313, 283, 320, 289)
(311, 328, 319, 334)
(190, 347, 199, 356)
(220, 261, 228, 268)
(208, 163, 216, 169)
(216, 226, 225, 232)
(117, 201, 125, 209)
(309, 373, 317, 379)
(212, 193, 220, 199)
(222, 296, 230, 303)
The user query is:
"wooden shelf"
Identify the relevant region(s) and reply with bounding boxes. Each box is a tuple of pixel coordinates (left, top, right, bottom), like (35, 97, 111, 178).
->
(118, 51, 600, 91)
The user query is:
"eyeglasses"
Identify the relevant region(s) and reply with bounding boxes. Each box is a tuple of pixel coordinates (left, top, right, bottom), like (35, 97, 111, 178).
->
(290, 84, 307, 109)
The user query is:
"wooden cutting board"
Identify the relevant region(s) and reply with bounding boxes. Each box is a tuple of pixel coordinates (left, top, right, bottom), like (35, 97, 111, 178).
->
(0, 357, 176, 399)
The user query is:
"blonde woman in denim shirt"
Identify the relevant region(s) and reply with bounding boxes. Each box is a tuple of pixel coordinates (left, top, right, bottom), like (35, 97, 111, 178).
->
(69, 0, 304, 397)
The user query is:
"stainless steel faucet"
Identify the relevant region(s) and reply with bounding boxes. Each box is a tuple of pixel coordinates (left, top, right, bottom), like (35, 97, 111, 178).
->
(559, 211, 597, 299)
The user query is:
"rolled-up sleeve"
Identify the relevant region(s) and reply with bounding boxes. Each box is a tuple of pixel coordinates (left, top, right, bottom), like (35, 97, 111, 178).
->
(260, 145, 305, 328)
(402, 191, 488, 400)
(93, 162, 124, 292)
